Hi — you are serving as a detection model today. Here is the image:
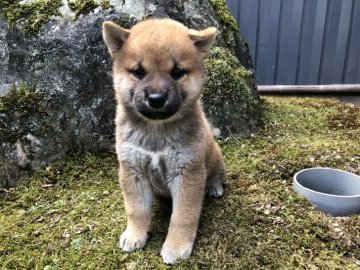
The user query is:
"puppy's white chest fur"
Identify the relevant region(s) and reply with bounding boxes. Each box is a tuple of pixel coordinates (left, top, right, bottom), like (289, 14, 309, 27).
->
(119, 141, 188, 195)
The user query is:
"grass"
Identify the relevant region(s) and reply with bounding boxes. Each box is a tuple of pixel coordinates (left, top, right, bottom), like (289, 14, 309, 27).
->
(1, 96, 360, 269)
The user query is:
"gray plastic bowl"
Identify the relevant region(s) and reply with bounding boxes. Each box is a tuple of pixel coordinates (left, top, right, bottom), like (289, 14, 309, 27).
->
(293, 168, 360, 216)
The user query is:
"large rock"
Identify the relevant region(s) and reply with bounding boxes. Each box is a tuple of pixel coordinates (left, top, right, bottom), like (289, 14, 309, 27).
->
(0, 0, 261, 187)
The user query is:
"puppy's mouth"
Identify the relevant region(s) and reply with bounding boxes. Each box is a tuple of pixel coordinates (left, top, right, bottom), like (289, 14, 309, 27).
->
(139, 110, 177, 120)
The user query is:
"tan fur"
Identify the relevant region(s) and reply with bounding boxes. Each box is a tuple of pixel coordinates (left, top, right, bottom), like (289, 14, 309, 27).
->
(102, 18, 225, 264)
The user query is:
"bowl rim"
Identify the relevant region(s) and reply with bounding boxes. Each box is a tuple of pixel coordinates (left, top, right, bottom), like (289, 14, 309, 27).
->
(293, 167, 360, 198)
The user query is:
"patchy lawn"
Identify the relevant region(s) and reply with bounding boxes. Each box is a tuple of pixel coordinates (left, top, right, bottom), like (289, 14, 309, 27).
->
(1, 96, 359, 269)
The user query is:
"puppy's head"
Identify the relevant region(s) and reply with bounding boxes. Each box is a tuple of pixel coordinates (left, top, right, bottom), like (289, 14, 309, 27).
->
(102, 19, 216, 121)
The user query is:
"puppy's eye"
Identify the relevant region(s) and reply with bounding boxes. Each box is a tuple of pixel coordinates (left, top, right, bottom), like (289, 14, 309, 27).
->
(131, 68, 146, 80)
(171, 67, 187, 80)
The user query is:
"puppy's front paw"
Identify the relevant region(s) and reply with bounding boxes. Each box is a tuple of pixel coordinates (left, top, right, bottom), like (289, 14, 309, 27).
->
(160, 240, 193, 265)
(119, 228, 149, 253)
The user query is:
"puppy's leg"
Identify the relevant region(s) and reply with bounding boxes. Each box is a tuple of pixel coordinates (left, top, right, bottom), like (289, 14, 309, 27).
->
(206, 167, 225, 197)
(161, 165, 206, 264)
(206, 160, 225, 198)
(206, 142, 225, 198)
(119, 163, 153, 252)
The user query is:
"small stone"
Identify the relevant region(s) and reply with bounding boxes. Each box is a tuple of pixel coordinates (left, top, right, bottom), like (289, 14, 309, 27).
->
(301, 144, 309, 148)
(270, 206, 280, 214)
(17, 209, 27, 216)
(126, 262, 137, 270)
(103, 191, 109, 195)
(273, 216, 282, 224)
(308, 264, 318, 270)
(41, 184, 54, 188)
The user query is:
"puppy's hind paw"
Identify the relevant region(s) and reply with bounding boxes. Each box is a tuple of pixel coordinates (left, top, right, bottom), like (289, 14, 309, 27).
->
(207, 184, 224, 198)
(119, 229, 149, 253)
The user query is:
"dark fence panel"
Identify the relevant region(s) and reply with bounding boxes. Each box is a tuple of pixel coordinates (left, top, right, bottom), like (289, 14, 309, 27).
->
(226, 0, 360, 85)
(297, 0, 327, 85)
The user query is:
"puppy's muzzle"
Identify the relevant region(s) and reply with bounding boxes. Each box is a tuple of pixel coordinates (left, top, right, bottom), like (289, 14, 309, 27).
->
(136, 87, 181, 120)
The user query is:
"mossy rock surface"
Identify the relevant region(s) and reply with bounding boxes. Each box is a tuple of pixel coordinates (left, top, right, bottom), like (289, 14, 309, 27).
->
(0, 0, 259, 187)
(204, 46, 259, 137)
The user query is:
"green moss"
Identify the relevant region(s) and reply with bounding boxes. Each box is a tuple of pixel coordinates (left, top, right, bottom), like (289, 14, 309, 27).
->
(204, 47, 249, 103)
(0, 0, 63, 35)
(0, 83, 50, 144)
(328, 105, 360, 129)
(203, 46, 260, 136)
(113, 15, 138, 29)
(1, 97, 359, 269)
(99, 0, 113, 10)
(0, 0, 113, 34)
(209, 0, 240, 51)
(205, 46, 251, 94)
(68, 0, 113, 20)
(209, 0, 238, 32)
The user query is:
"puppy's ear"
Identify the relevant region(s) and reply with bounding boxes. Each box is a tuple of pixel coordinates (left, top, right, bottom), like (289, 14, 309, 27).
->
(188, 27, 217, 55)
(102, 21, 130, 57)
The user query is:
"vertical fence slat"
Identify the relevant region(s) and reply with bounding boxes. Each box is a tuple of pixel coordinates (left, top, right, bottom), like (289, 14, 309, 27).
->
(342, 0, 356, 83)
(238, 0, 260, 67)
(345, 0, 360, 83)
(320, 0, 353, 84)
(256, 0, 281, 85)
(297, 0, 328, 84)
(276, 0, 304, 85)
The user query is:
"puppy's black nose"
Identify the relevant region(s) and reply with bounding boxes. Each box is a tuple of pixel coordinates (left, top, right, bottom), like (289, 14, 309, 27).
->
(147, 93, 168, 109)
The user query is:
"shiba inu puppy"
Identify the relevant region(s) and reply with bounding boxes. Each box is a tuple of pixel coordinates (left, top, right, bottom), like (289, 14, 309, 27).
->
(102, 18, 225, 264)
